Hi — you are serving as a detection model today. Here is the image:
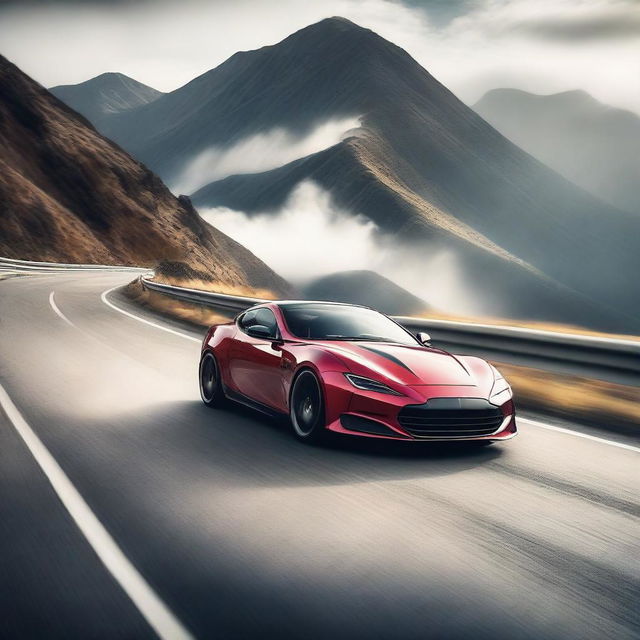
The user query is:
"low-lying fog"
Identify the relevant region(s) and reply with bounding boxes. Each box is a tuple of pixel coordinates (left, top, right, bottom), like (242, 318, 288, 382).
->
(199, 180, 487, 316)
(172, 116, 362, 195)
(179, 116, 493, 317)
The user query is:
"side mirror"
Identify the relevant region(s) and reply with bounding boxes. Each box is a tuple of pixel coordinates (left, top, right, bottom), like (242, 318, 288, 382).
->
(417, 331, 431, 346)
(246, 324, 273, 339)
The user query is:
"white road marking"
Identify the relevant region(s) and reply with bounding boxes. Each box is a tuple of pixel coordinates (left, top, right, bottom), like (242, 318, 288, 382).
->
(520, 417, 639, 453)
(100, 286, 200, 343)
(0, 383, 194, 640)
(49, 291, 76, 328)
(50, 291, 151, 364)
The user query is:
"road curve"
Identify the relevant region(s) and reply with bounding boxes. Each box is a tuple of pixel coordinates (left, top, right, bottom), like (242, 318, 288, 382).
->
(0, 271, 638, 639)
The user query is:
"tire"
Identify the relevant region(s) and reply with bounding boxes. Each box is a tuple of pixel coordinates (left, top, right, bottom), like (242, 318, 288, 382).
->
(199, 352, 225, 408)
(289, 370, 326, 443)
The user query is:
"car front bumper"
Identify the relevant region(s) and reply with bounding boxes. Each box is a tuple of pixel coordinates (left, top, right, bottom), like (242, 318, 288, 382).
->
(320, 371, 517, 442)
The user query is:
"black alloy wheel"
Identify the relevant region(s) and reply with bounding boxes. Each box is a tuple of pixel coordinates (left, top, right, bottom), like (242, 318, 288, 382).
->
(290, 370, 326, 442)
(199, 352, 225, 407)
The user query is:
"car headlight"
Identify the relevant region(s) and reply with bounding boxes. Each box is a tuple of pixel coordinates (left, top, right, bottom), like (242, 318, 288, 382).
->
(344, 373, 403, 395)
(489, 369, 513, 405)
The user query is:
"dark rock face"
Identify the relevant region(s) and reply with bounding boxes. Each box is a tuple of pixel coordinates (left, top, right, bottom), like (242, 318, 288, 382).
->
(304, 270, 429, 316)
(0, 55, 291, 297)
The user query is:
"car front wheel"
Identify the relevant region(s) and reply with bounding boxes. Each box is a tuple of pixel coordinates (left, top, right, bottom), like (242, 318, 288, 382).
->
(199, 352, 225, 407)
(290, 370, 326, 443)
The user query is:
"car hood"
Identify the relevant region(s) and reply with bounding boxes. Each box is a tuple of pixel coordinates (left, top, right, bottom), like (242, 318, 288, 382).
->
(316, 341, 493, 391)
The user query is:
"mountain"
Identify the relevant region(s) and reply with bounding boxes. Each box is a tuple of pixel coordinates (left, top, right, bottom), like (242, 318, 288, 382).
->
(0, 55, 290, 297)
(474, 88, 640, 214)
(50, 72, 163, 131)
(304, 271, 429, 315)
(87, 17, 640, 332)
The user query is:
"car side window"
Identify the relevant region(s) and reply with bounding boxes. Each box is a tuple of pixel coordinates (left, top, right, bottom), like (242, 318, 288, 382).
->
(238, 310, 257, 330)
(238, 307, 279, 338)
(254, 308, 279, 338)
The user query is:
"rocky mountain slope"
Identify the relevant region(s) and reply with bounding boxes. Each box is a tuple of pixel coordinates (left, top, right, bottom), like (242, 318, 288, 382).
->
(474, 88, 640, 214)
(0, 56, 290, 297)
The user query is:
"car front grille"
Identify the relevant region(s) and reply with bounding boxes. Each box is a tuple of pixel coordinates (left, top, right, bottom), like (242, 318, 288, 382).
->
(398, 397, 504, 438)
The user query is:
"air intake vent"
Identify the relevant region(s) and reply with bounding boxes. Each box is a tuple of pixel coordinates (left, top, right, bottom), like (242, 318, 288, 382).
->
(398, 398, 503, 438)
(340, 414, 407, 437)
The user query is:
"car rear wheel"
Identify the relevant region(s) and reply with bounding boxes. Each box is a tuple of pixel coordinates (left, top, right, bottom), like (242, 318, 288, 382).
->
(199, 352, 225, 408)
(290, 370, 326, 443)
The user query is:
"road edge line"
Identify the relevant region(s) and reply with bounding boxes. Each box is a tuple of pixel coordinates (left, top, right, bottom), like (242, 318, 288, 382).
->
(519, 417, 639, 453)
(0, 383, 194, 640)
(101, 286, 200, 343)
(49, 291, 76, 328)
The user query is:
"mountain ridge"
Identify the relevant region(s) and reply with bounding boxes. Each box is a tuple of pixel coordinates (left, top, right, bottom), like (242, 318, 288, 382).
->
(50, 17, 640, 331)
(97, 17, 457, 177)
(50, 72, 163, 130)
(180, 19, 639, 329)
(0, 55, 290, 297)
(474, 87, 640, 213)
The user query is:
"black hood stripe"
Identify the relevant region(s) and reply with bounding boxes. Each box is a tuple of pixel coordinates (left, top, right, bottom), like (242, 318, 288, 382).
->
(359, 345, 415, 375)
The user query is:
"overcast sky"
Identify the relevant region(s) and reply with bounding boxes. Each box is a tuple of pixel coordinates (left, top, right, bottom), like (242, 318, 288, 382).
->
(1, 0, 638, 113)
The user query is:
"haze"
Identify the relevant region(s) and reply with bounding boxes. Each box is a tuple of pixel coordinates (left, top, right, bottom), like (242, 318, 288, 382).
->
(200, 181, 486, 316)
(0, 0, 638, 114)
(172, 116, 361, 194)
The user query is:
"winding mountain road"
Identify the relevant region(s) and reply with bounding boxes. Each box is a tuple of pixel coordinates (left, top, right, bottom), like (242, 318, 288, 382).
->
(1, 271, 638, 639)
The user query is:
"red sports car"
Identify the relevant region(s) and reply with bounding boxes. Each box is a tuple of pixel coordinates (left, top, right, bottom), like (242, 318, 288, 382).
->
(199, 301, 517, 444)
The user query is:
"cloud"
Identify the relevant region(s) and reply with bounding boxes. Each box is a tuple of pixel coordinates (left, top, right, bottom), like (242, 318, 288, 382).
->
(200, 181, 380, 283)
(515, 12, 640, 41)
(399, 0, 482, 26)
(418, 0, 640, 112)
(0, 0, 637, 114)
(199, 180, 485, 315)
(172, 116, 361, 195)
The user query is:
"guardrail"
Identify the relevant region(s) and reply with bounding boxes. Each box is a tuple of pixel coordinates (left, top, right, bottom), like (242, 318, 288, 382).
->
(140, 275, 640, 385)
(0, 257, 145, 273)
(2, 257, 637, 385)
(141, 277, 264, 312)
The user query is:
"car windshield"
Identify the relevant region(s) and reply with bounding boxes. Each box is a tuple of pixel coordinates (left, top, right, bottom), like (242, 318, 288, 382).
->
(280, 303, 419, 346)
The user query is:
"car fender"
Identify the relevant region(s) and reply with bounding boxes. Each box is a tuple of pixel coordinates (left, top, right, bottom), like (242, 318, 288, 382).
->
(284, 345, 351, 412)
(202, 323, 236, 386)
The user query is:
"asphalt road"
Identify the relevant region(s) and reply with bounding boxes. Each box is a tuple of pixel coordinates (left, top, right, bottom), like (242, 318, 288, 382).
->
(0, 271, 638, 640)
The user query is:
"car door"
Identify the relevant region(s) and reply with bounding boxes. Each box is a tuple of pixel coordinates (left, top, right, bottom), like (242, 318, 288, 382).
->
(228, 307, 287, 411)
